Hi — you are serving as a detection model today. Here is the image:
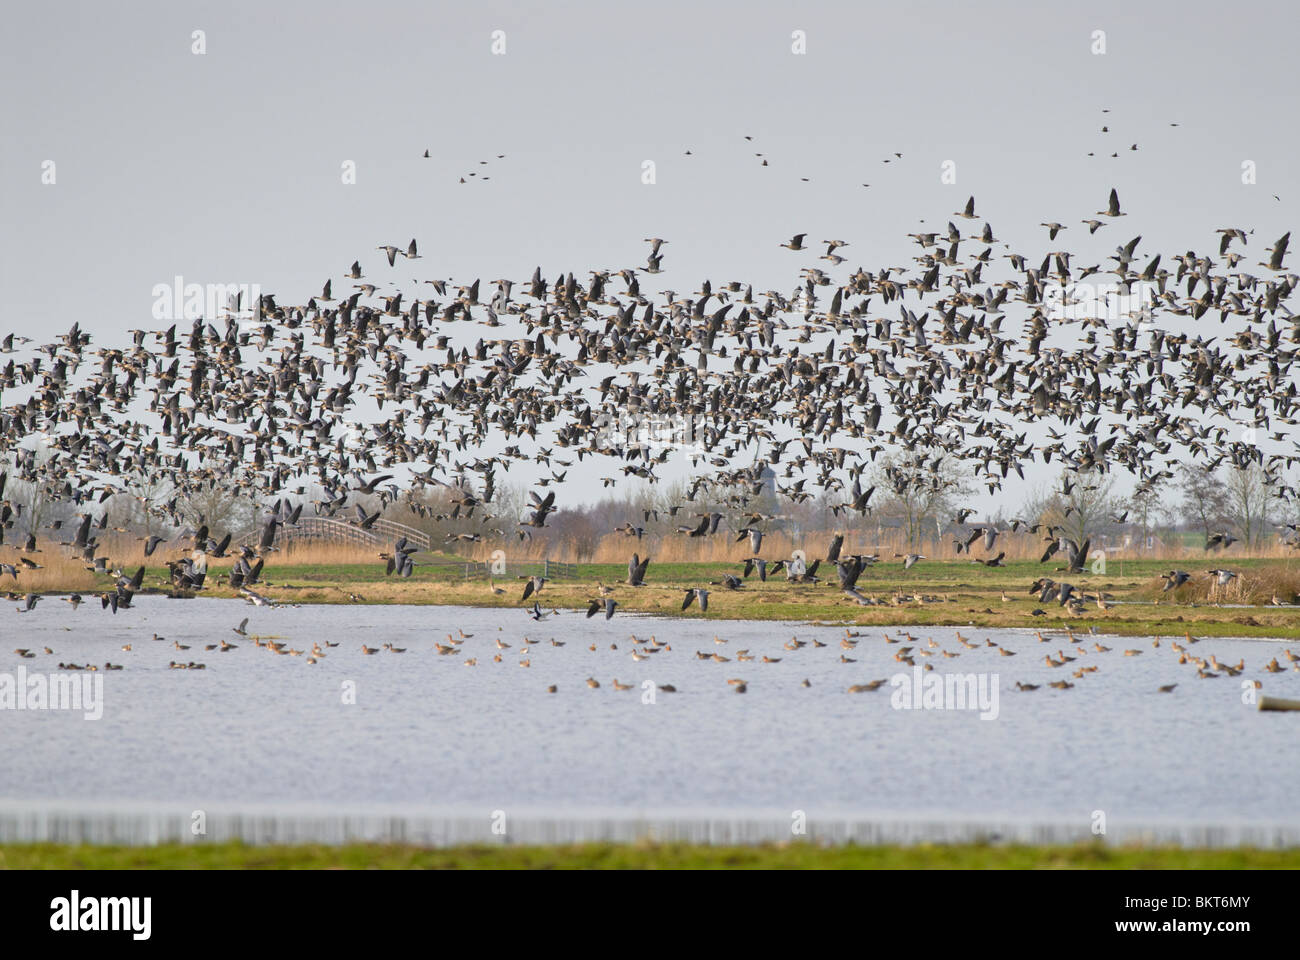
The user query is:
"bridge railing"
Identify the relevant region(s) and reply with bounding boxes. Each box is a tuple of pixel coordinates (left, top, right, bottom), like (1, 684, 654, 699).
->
(369, 518, 432, 551)
(416, 558, 578, 580)
(232, 519, 576, 579)
(233, 516, 433, 553)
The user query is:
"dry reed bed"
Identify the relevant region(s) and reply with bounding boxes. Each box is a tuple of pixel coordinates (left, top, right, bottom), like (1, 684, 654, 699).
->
(1135, 567, 1300, 606)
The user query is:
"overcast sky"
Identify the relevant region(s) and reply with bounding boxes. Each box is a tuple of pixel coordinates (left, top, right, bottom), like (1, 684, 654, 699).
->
(2, 0, 1296, 515)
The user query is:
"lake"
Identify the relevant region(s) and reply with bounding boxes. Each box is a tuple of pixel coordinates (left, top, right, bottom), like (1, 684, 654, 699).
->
(2, 597, 1297, 846)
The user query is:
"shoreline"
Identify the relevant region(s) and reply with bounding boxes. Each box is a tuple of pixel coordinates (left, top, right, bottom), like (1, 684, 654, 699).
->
(18, 589, 1300, 641)
(12, 557, 1300, 639)
(3, 800, 1298, 854)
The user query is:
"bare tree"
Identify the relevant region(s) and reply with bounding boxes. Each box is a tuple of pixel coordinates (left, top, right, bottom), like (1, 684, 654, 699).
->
(1019, 483, 1057, 528)
(1179, 464, 1230, 544)
(1035, 473, 1115, 549)
(870, 453, 973, 551)
(116, 469, 176, 537)
(174, 478, 257, 538)
(1126, 483, 1167, 553)
(1223, 464, 1272, 549)
(4, 442, 61, 541)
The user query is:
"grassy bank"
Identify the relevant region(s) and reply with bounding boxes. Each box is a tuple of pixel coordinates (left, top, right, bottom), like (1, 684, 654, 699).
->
(13, 547, 1300, 637)
(2, 840, 1297, 869)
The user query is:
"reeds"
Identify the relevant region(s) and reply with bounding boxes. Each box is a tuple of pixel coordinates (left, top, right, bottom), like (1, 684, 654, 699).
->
(8, 529, 1299, 588)
(0, 551, 100, 593)
(1157, 567, 1300, 606)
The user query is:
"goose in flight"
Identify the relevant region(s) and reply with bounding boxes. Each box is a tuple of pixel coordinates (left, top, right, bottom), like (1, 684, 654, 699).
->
(519, 490, 557, 529)
(1264, 232, 1290, 271)
(626, 553, 651, 586)
(736, 528, 763, 555)
(1205, 532, 1238, 551)
(1207, 568, 1238, 587)
(681, 587, 709, 613)
(1098, 187, 1125, 217)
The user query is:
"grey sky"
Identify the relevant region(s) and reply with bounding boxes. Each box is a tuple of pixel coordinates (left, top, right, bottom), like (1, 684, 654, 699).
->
(2, 0, 1297, 514)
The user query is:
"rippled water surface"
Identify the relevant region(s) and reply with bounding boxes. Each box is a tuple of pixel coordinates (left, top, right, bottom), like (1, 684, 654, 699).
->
(2, 598, 1298, 826)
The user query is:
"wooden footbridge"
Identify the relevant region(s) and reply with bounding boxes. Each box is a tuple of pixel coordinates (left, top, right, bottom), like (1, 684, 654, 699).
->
(234, 517, 576, 579)
(235, 516, 432, 552)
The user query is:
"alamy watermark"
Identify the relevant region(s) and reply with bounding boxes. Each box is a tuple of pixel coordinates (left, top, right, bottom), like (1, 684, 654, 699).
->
(151, 275, 261, 323)
(595, 413, 710, 452)
(0, 667, 103, 720)
(50, 890, 150, 939)
(890, 667, 999, 720)
(1041, 281, 1155, 324)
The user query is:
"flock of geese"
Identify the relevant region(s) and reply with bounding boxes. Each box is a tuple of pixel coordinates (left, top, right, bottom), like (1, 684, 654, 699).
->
(1, 115, 1299, 643)
(0, 185, 1295, 535)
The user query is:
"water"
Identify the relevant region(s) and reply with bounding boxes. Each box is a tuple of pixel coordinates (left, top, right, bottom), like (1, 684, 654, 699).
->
(2, 598, 1298, 845)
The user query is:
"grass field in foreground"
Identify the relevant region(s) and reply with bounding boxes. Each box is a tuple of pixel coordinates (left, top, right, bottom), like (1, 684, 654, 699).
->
(2, 841, 1297, 869)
